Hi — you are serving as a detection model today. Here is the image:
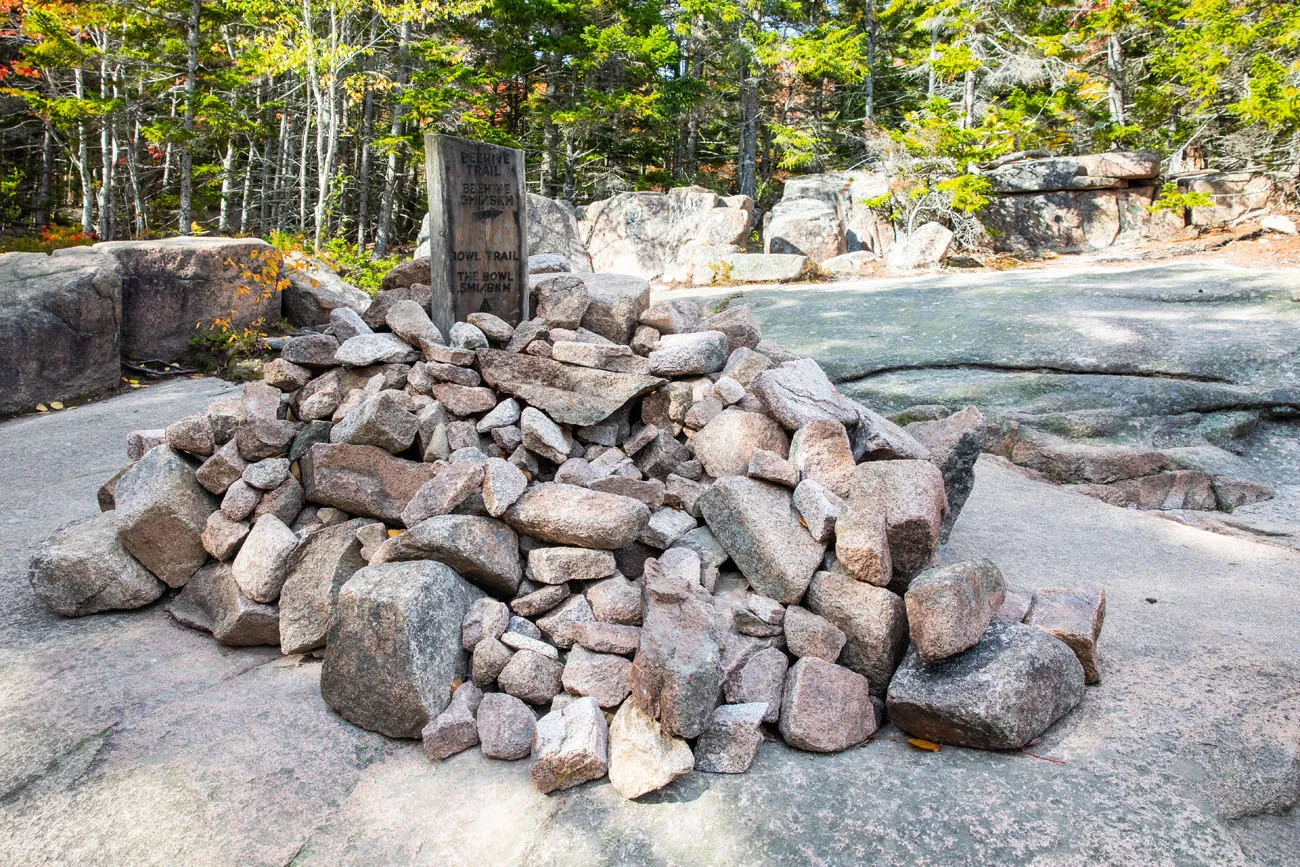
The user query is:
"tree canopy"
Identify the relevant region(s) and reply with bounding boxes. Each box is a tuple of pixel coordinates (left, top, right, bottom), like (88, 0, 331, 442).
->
(0, 0, 1296, 251)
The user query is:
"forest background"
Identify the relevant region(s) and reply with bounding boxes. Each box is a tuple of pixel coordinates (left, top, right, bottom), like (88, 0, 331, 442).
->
(0, 0, 1296, 270)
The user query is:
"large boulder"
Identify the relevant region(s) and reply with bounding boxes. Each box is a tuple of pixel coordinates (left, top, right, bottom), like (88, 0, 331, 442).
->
(114, 445, 218, 587)
(320, 561, 484, 738)
(278, 517, 377, 654)
(372, 515, 523, 598)
(168, 561, 280, 646)
(778, 657, 876, 753)
(281, 253, 372, 326)
(764, 198, 845, 263)
(0, 248, 123, 417)
(504, 483, 651, 549)
(28, 511, 165, 616)
(527, 194, 593, 272)
(904, 560, 1006, 663)
(886, 621, 1086, 750)
(886, 222, 953, 272)
(722, 253, 809, 284)
(476, 349, 664, 427)
(91, 236, 282, 360)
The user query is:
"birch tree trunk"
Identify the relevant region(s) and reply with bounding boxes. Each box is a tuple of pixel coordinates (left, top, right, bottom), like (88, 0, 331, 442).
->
(36, 124, 54, 228)
(179, 0, 201, 234)
(1107, 34, 1126, 125)
(374, 19, 410, 259)
(218, 139, 236, 233)
(73, 67, 94, 234)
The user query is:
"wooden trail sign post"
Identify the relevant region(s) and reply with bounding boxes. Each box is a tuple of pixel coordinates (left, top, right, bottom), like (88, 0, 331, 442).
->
(424, 133, 529, 338)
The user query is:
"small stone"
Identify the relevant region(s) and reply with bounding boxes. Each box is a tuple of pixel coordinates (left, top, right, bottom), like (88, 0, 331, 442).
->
(251, 475, 305, 525)
(639, 507, 698, 549)
(905, 406, 985, 542)
(635, 430, 692, 480)
(747, 448, 798, 487)
(491, 424, 523, 454)
(499, 649, 565, 705)
(472, 636, 514, 687)
(856, 460, 948, 581)
(905, 559, 1006, 664)
(779, 656, 876, 752)
(422, 343, 475, 365)
(400, 462, 485, 526)
(562, 645, 633, 707)
(467, 311, 514, 343)
(536, 594, 595, 649)
(242, 457, 291, 491)
(790, 419, 855, 498)
(586, 573, 643, 625)
(721, 347, 772, 386)
(1025, 585, 1106, 683)
(511, 584, 571, 618)
(577, 622, 641, 656)
(445, 420, 480, 453)
(521, 406, 578, 463)
(281, 332, 341, 367)
(994, 589, 1032, 623)
(126, 428, 166, 462)
(607, 699, 694, 800)
(535, 275, 590, 329)
(713, 376, 745, 405)
(690, 409, 789, 479)
(477, 692, 537, 760)
(501, 631, 561, 659)
(450, 321, 489, 350)
(805, 570, 907, 695)
(630, 325, 660, 355)
(700, 476, 824, 605)
(356, 522, 388, 563)
(793, 479, 844, 544)
(783, 605, 847, 661)
(723, 645, 788, 723)
(430, 383, 498, 416)
(481, 457, 528, 517)
(588, 477, 665, 510)
(202, 511, 249, 561)
(648, 330, 730, 376)
(528, 547, 617, 585)
(462, 597, 511, 651)
(264, 358, 312, 392)
(164, 414, 216, 457)
(221, 479, 260, 521)
(886, 621, 1085, 749)
(703, 305, 761, 351)
(694, 703, 767, 774)
(422, 681, 483, 760)
(530, 697, 609, 794)
(509, 615, 542, 640)
(329, 306, 372, 342)
(640, 298, 701, 334)
(386, 299, 443, 346)
(235, 417, 300, 461)
(231, 513, 298, 603)
(684, 397, 724, 430)
(476, 398, 522, 432)
(334, 332, 419, 367)
(750, 358, 858, 431)
(28, 512, 165, 616)
(196, 439, 248, 495)
(504, 483, 651, 550)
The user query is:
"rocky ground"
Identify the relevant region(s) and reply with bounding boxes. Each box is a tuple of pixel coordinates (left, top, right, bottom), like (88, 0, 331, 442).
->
(1, 375, 1297, 865)
(674, 259, 1300, 548)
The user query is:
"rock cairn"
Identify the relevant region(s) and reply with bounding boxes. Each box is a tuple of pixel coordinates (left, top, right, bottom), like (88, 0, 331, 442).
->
(28, 259, 1106, 799)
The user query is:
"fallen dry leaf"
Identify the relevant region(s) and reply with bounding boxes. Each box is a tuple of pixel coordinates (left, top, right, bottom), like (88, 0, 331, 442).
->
(906, 737, 941, 752)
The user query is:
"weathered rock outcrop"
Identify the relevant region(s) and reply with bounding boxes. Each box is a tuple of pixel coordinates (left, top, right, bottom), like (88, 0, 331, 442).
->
(0, 248, 123, 416)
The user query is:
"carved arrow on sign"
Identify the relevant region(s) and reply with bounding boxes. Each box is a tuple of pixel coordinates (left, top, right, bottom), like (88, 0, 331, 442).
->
(472, 208, 504, 220)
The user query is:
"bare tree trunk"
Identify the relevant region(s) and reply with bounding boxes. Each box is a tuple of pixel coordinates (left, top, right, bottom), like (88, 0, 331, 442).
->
(218, 139, 236, 233)
(962, 69, 976, 129)
(98, 47, 116, 241)
(374, 19, 410, 259)
(240, 141, 255, 233)
(36, 124, 54, 228)
(863, 0, 877, 123)
(179, 0, 201, 234)
(683, 17, 704, 179)
(738, 69, 759, 199)
(541, 24, 564, 197)
(126, 81, 148, 237)
(73, 68, 94, 234)
(927, 22, 939, 98)
(355, 75, 376, 252)
(1106, 33, 1126, 126)
(299, 106, 311, 231)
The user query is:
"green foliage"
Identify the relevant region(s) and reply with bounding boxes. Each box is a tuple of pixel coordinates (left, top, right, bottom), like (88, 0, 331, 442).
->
(1146, 182, 1214, 214)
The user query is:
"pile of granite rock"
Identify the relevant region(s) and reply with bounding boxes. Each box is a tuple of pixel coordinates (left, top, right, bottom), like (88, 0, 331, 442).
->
(28, 258, 1106, 799)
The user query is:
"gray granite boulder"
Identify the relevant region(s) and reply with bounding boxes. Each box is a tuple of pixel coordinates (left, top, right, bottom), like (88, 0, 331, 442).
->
(28, 511, 165, 617)
(320, 561, 484, 738)
(114, 445, 218, 587)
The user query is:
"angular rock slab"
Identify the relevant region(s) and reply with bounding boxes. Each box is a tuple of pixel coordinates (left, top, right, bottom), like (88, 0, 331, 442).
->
(531, 697, 610, 794)
(629, 557, 724, 738)
(886, 621, 1086, 750)
(608, 699, 694, 800)
(690, 409, 790, 479)
(854, 460, 947, 581)
(320, 561, 484, 738)
(1025, 585, 1107, 684)
(905, 559, 1006, 664)
(477, 692, 537, 760)
(700, 476, 824, 605)
(300, 443, 440, 525)
(505, 483, 650, 550)
(28, 511, 165, 617)
(278, 517, 375, 654)
(476, 349, 665, 427)
(168, 561, 280, 647)
(422, 681, 484, 761)
(693, 702, 768, 774)
(374, 515, 522, 598)
(779, 657, 876, 753)
(905, 406, 986, 542)
(114, 445, 218, 588)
